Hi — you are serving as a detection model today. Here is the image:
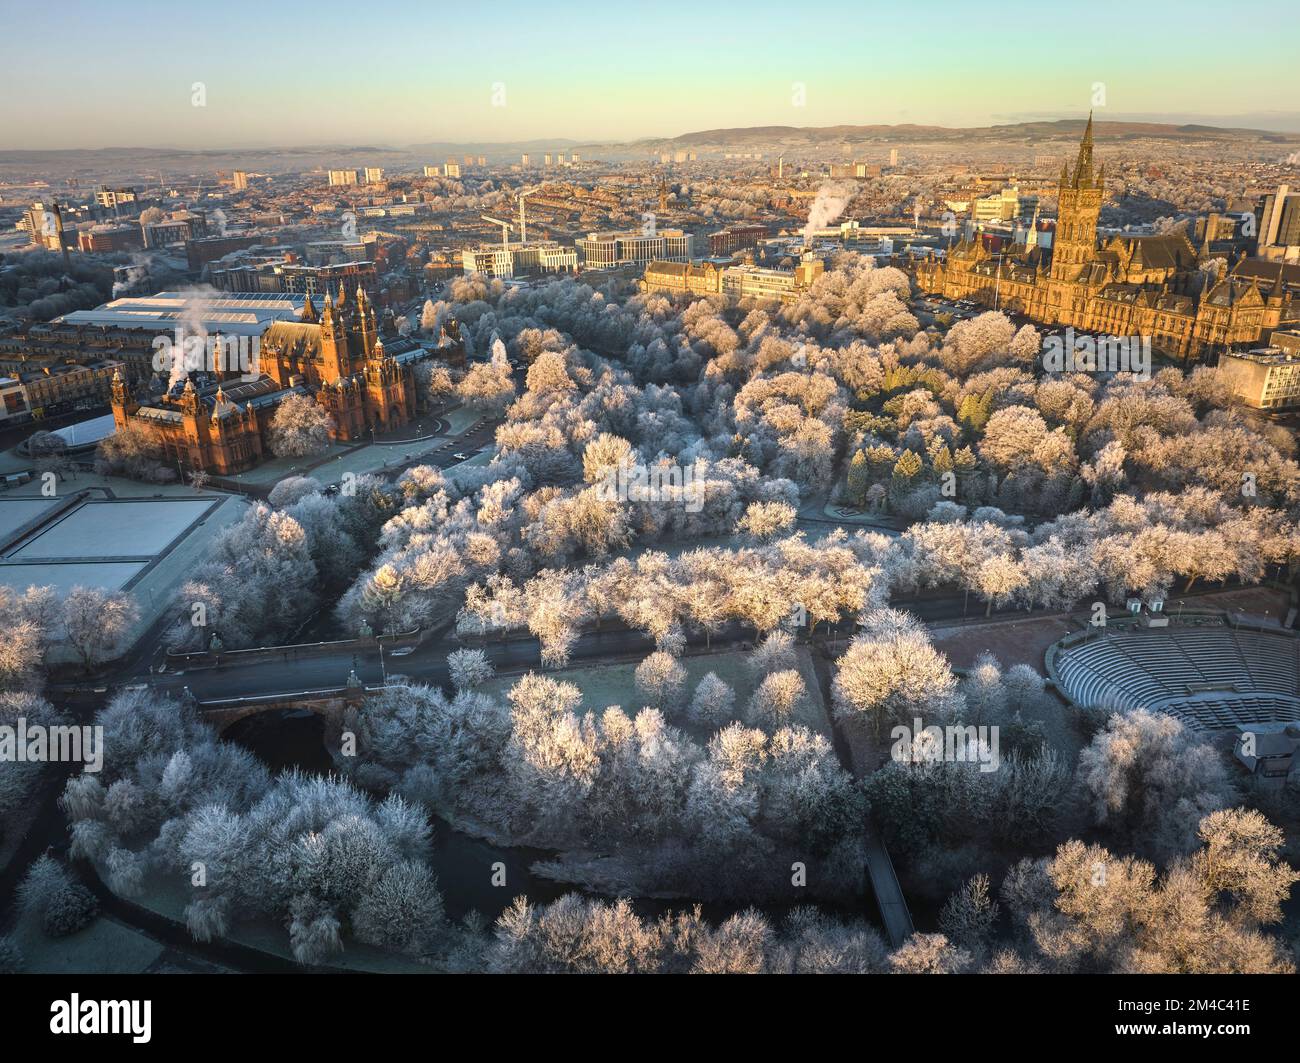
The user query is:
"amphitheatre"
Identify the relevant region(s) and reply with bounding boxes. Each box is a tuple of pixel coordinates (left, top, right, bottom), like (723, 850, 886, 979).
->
(1049, 617, 1300, 733)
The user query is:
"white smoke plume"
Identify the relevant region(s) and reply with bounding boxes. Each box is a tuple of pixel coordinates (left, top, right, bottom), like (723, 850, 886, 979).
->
(168, 285, 220, 389)
(489, 331, 509, 370)
(800, 182, 856, 247)
(112, 253, 151, 297)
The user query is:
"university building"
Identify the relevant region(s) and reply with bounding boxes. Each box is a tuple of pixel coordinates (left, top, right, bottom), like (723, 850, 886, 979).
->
(641, 260, 727, 298)
(460, 241, 578, 279)
(914, 116, 1299, 362)
(109, 286, 438, 476)
(576, 229, 694, 269)
(1217, 332, 1300, 411)
(642, 255, 824, 305)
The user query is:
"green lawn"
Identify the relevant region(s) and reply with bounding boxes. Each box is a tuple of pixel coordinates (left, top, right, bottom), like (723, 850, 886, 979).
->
(482, 644, 831, 743)
(12, 910, 165, 974)
(443, 406, 485, 434)
(113, 868, 431, 973)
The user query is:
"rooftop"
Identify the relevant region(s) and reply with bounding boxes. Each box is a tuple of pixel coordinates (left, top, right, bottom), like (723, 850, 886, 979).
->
(1225, 347, 1300, 366)
(56, 291, 311, 336)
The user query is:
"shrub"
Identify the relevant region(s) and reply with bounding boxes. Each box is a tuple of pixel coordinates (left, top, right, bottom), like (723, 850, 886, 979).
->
(42, 884, 99, 938)
(16, 854, 72, 919)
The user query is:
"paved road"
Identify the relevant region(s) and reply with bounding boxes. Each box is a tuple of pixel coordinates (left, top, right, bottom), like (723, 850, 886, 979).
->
(139, 594, 1042, 704)
(138, 591, 1021, 704)
(125, 583, 1268, 706)
(147, 624, 715, 702)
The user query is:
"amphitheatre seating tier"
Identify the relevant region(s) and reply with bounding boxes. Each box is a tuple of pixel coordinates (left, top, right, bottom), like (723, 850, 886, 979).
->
(1053, 623, 1300, 732)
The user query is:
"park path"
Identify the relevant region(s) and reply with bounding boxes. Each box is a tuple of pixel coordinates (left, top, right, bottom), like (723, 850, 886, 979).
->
(809, 644, 915, 947)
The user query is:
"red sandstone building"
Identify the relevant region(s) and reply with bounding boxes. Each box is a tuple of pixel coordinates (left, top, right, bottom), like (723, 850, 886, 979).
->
(110, 285, 446, 475)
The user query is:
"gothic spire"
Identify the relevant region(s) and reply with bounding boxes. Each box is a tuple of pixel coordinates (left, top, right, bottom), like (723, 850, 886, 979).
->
(1073, 111, 1095, 188)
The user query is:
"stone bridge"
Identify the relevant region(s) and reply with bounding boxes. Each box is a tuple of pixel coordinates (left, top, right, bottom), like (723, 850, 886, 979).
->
(196, 682, 384, 742)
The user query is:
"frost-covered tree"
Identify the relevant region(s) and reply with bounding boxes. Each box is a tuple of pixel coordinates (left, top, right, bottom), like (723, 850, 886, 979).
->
(447, 648, 495, 691)
(1076, 708, 1234, 860)
(736, 501, 798, 542)
(0, 692, 63, 815)
(61, 587, 139, 671)
(1001, 816, 1297, 973)
(525, 351, 575, 395)
(939, 873, 999, 962)
(832, 609, 961, 736)
(748, 630, 796, 676)
(690, 672, 736, 728)
(267, 475, 322, 508)
(747, 670, 807, 729)
(888, 932, 971, 973)
(351, 860, 446, 955)
(268, 393, 334, 458)
(634, 651, 687, 711)
(0, 584, 56, 691)
(457, 355, 516, 414)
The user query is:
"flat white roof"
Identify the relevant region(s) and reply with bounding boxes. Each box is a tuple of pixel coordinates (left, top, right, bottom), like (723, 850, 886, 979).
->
(56, 291, 308, 336)
(51, 413, 117, 447)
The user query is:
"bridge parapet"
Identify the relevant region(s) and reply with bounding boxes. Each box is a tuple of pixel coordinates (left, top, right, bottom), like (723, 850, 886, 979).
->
(197, 684, 388, 738)
(166, 629, 422, 672)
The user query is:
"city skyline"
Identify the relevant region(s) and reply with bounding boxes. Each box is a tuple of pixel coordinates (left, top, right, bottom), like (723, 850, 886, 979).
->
(4, 0, 1300, 149)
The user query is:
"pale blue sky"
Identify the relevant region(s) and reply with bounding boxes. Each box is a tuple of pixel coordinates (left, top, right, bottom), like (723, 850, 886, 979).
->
(2, 0, 1297, 148)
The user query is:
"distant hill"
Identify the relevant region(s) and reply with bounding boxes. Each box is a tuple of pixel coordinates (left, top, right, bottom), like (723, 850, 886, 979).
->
(0, 139, 584, 175)
(405, 138, 581, 154)
(3, 119, 1294, 173)
(579, 118, 1300, 154)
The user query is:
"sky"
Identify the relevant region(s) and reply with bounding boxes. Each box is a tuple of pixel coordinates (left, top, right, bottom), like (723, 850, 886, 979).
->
(2, 0, 1298, 149)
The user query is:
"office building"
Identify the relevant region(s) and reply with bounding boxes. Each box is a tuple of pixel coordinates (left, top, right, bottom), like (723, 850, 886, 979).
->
(1257, 186, 1300, 263)
(1218, 333, 1300, 409)
(576, 229, 694, 269)
(461, 241, 577, 279)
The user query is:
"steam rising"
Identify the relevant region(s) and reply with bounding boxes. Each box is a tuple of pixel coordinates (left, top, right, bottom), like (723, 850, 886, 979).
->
(169, 285, 220, 389)
(800, 182, 856, 246)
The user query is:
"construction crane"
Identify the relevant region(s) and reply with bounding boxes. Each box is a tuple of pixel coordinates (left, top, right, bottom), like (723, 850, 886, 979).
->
(480, 214, 513, 251)
(515, 185, 542, 244)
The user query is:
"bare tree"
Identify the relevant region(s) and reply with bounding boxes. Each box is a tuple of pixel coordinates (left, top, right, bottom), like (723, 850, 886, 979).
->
(62, 587, 139, 672)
